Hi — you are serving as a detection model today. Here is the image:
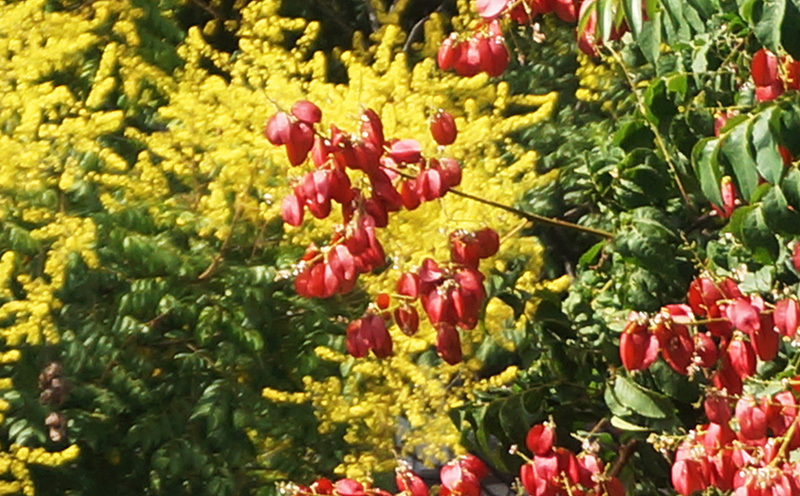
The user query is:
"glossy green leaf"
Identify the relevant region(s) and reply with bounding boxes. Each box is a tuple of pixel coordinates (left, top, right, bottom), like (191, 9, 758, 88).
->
(754, 0, 786, 52)
(623, 0, 644, 37)
(752, 109, 784, 184)
(762, 185, 800, 233)
(613, 375, 670, 419)
(639, 12, 663, 64)
(692, 137, 723, 206)
(610, 415, 652, 431)
(597, 0, 616, 42)
(721, 121, 759, 201)
(741, 207, 779, 263)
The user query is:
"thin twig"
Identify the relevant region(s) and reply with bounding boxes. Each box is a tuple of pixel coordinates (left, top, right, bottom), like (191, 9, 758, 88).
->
(449, 187, 614, 239)
(608, 439, 638, 478)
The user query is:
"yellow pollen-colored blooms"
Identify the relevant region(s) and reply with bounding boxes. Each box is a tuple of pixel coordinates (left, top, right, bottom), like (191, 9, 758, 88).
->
(0, 0, 574, 485)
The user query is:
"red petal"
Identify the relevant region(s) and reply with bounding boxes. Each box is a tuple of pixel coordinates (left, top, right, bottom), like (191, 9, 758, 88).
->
(436, 323, 462, 365)
(281, 192, 304, 226)
(389, 139, 423, 164)
(475, 0, 510, 19)
(775, 298, 800, 338)
(265, 112, 292, 145)
(525, 423, 555, 456)
(291, 100, 322, 124)
(752, 49, 781, 86)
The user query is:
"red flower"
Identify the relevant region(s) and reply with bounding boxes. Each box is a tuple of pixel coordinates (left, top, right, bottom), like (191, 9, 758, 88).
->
(619, 313, 659, 371)
(751, 49, 785, 102)
(525, 423, 555, 456)
(436, 323, 463, 365)
(430, 110, 458, 146)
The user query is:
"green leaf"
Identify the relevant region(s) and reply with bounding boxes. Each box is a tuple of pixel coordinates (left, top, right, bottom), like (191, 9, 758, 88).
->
(579, 241, 606, 266)
(692, 137, 723, 206)
(687, 0, 719, 19)
(578, 0, 597, 38)
(613, 375, 670, 419)
(639, 12, 663, 64)
(762, 185, 800, 233)
(623, 0, 644, 37)
(604, 382, 634, 417)
(741, 207, 779, 263)
(498, 394, 534, 443)
(662, 0, 691, 41)
(781, 168, 800, 208)
(754, 0, 786, 52)
(610, 415, 653, 431)
(752, 109, 783, 184)
(597, 0, 616, 42)
(722, 121, 759, 201)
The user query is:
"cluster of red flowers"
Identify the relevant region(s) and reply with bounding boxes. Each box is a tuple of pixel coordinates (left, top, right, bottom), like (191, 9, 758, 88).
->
(389, 228, 498, 364)
(468, 0, 628, 61)
(520, 423, 625, 496)
(287, 456, 489, 496)
(437, 20, 509, 77)
(750, 48, 800, 103)
(267, 101, 499, 364)
(618, 259, 800, 495)
(619, 273, 800, 395)
(670, 387, 800, 495)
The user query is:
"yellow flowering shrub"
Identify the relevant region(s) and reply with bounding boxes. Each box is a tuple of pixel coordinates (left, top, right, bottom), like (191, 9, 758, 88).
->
(0, 0, 569, 490)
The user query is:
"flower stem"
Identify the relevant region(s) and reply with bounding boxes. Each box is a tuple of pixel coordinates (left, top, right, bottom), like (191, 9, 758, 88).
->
(448, 187, 615, 239)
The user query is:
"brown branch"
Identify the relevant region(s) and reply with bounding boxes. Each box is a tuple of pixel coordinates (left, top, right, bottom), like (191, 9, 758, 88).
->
(608, 439, 639, 478)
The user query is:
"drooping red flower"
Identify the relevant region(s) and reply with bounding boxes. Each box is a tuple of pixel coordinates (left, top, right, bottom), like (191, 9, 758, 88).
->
(619, 313, 659, 371)
(430, 110, 458, 146)
(525, 423, 555, 456)
(751, 49, 785, 102)
(774, 298, 800, 338)
(436, 323, 463, 365)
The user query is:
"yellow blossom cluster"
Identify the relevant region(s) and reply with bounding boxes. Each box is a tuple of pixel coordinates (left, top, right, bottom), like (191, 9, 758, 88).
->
(219, 0, 564, 477)
(0, 0, 142, 491)
(0, 0, 571, 485)
(575, 53, 617, 107)
(0, 444, 79, 496)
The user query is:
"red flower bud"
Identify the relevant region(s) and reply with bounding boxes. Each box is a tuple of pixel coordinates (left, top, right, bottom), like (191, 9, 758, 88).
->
(437, 158, 462, 188)
(774, 298, 800, 338)
(619, 314, 659, 371)
(726, 338, 756, 380)
(396, 468, 428, 496)
(389, 139, 423, 164)
(376, 293, 390, 309)
(735, 395, 768, 440)
(752, 49, 781, 87)
(436, 323, 462, 365)
(430, 110, 458, 146)
(525, 423, 555, 456)
(438, 34, 460, 72)
(704, 390, 732, 424)
(281, 192, 304, 226)
(393, 305, 419, 336)
(265, 111, 292, 145)
(360, 108, 385, 149)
